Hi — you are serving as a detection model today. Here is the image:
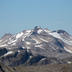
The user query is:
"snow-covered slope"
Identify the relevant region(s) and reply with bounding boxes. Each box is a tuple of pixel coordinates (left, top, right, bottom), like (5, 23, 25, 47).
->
(49, 31, 72, 45)
(0, 26, 72, 53)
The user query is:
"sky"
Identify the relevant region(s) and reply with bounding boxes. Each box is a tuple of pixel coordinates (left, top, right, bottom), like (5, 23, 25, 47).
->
(0, 0, 72, 37)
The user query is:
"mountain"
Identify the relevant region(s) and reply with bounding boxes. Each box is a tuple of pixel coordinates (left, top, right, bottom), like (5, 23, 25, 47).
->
(0, 26, 72, 66)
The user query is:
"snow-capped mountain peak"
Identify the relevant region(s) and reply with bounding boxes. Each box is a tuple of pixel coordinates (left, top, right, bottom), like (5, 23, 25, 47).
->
(0, 26, 72, 66)
(0, 26, 72, 54)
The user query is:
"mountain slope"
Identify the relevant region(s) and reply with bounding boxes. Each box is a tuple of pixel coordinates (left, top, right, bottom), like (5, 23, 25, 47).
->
(15, 64, 72, 72)
(0, 62, 15, 72)
(0, 26, 72, 66)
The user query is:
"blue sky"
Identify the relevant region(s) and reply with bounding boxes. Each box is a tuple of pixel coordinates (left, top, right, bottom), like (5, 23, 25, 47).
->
(0, 0, 72, 37)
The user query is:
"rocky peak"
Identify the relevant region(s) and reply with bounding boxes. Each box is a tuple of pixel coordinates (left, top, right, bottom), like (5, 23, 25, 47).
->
(57, 30, 69, 35)
(34, 26, 41, 30)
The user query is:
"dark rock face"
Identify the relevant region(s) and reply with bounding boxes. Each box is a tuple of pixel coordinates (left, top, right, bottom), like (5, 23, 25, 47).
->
(32, 26, 41, 35)
(0, 50, 29, 66)
(28, 55, 45, 65)
(0, 62, 15, 72)
(0, 65, 5, 72)
(0, 48, 7, 56)
(57, 30, 68, 34)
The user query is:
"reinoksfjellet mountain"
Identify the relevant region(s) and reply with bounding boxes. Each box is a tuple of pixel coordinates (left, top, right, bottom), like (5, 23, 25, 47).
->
(0, 26, 72, 67)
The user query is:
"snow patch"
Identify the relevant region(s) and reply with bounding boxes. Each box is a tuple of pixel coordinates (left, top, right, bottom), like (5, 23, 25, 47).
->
(64, 47, 72, 53)
(22, 30, 32, 41)
(0, 44, 7, 47)
(27, 47, 30, 49)
(26, 42, 31, 45)
(18, 50, 20, 53)
(22, 47, 25, 49)
(37, 29, 43, 34)
(67, 61, 72, 64)
(49, 32, 62, 39)
(35, 44, 44, 49)
(49, 32, 72, 45)
(62, 39, 72, 45)
(29, 56, 32, 59)
(0, 40, 2, 42)
(12, 43, 16, 45)
(41, 58, 46, 61)
(25, 30, 32, 37)
(16, 32, 24, 39)
(40, 38, 48, 42)
(4, 51, 13, 56)
(32, 38, 40, 44)
(35, 44, 43, 48)
(26, 30, 31, 33)
(8, 39, 17, 44)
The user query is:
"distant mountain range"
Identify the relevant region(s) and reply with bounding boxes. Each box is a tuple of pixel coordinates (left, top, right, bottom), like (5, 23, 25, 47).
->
(0, 26, 72, 66)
